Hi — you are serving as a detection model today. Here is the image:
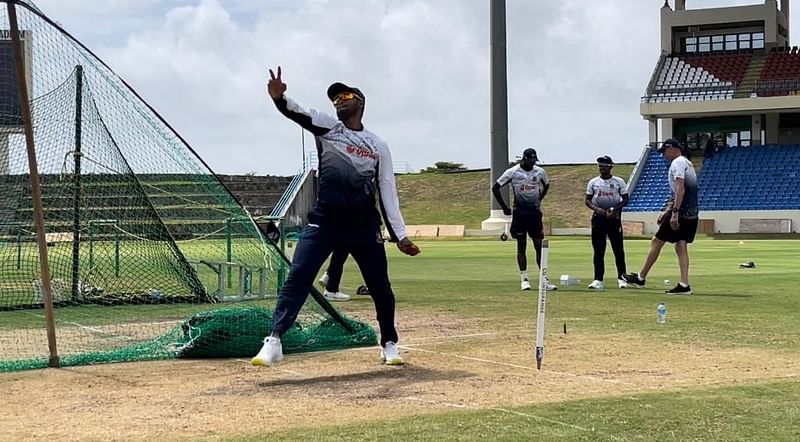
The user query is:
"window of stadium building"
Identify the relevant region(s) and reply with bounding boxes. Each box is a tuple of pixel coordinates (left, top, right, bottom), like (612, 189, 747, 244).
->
(725, 131, 752, 148)
(684, 32, 763, 53)
(686, 131, 751, 150)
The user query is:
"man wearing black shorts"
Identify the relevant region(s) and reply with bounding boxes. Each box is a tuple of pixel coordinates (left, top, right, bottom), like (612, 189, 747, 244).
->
(492, 148, 557, 291)
(622, 139, 699, 295)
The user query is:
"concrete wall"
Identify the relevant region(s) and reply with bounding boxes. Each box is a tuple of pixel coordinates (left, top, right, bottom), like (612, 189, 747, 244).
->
(642, 95, 800, 119)
(623, 210, 800, 234)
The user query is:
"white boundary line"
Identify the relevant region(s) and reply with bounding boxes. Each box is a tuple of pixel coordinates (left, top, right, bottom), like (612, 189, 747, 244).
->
(404, 396, 627, 441)
(233, 331, 632, 386)
(400, 345, 635, 386)
(403, 332, 497, 342)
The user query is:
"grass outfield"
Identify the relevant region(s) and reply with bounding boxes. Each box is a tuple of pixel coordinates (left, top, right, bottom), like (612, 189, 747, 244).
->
(248, 236, 800, 440)
(2, 236, 798, 440)
(251, 380, 800, 441)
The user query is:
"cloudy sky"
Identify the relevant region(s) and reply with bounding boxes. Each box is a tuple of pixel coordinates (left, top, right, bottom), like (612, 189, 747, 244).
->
(31, 0, 791, 175)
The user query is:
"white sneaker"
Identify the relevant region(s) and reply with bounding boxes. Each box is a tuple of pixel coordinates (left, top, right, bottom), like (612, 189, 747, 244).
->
(588, 280, 604, 290)
(323, 290, 350, 301)
(521, 279, 531, 291)
(380, 341, 404, 365)
(251, 336, 283, 366)
(318, 272, 329, 290)
(545, 280, 558, 291)
(618, 279, 628, 289)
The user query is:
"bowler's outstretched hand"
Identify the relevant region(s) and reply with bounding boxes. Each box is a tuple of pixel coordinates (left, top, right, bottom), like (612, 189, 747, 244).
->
(267, 66, 287, 99)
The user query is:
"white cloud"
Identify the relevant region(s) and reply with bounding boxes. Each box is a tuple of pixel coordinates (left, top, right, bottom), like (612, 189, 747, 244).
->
(27, 0, 800, 174)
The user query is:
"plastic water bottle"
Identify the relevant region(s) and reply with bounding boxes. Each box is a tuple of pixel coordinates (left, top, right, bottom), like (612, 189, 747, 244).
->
(656, 303, 667, 324)
(559, 275, 581, 286)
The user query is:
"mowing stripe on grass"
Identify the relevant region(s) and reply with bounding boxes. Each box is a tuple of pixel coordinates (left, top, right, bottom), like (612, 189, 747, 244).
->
(403, 396, 626, 441)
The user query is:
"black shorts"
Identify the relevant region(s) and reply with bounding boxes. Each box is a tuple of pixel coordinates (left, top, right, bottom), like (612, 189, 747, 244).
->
(510, 211, 544, 240)
(655, 216, 698, 244)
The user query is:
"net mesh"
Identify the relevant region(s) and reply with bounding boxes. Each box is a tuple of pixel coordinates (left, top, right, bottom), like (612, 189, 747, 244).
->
(0, 0, 375, 372)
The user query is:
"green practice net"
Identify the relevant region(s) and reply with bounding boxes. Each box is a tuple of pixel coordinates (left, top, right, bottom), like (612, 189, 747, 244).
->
(0, 0, 375, 372)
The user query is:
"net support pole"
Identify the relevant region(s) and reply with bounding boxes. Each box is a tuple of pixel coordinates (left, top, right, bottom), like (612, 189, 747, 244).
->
(226, 218, 232, 288)
(535, 239, 549, 370)
(114, 220, 120, 277)
(8, 1, 60, 368)
(88, 221, 94, 270)
(71, 65, 83, 302)
(16, 228, 22, 269)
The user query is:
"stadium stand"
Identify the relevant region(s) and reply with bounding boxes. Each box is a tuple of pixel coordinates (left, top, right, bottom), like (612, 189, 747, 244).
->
(626, 149, 672, 212)
(756, 48, 800, 96)
(628, 145, 800, 213)
(632, 1, 800, 234)
(0, 174, 293, 241)
(646, 53, 752, 103)
(698, 145, 800, 210)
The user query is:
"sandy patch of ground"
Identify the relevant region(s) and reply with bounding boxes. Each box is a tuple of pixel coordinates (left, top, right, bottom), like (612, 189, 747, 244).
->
(1, 311, 798, 441)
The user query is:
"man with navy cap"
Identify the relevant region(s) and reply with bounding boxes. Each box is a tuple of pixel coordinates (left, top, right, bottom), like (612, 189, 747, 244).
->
(585, 155, 630, 290)
(622, 139, 698, 295)
(492, 148, 557, 291)
(252, 67, 420, 367)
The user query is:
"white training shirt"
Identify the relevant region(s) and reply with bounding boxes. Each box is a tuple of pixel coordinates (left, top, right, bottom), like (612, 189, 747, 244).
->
(496, 164, 549, 214)
(668, 155, 699, 219)
(274, 95, 407, 240)
(586, 176, 628, 210)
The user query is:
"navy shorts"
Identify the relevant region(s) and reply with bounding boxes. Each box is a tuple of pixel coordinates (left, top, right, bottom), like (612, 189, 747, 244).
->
(510, 211, 544, 240)
(655, 216, 698, 244)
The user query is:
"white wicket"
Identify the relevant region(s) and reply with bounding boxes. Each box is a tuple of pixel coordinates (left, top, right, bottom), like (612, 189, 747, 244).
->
(535, 239, 549, 370)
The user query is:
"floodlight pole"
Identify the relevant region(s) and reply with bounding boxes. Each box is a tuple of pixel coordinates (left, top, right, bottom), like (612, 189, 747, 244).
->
(482, 0, 511, 231)
(7, 1, 61, 368)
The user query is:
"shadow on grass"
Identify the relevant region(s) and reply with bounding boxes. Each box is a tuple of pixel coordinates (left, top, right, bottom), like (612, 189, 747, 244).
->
(254, 365, 471, 389)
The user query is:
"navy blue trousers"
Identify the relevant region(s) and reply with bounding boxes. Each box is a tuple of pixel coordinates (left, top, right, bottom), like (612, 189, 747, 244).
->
(271, 223, 398, 345)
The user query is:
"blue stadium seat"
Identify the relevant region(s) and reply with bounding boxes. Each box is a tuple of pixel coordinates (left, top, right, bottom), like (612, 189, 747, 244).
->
(629, 145, 800, 212)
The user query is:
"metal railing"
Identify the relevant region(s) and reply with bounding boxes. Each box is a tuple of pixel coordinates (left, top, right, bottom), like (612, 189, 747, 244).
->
(269, 167, 311, 219)
(754, 78, 800, 96)
(644, 52, 667, 97)
(641, 84, 737, 103)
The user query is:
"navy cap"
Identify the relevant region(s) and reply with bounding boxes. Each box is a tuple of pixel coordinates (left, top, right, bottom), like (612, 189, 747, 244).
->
(327, 82, 365, 102)
(596, 155, 614, 165)
(658, 138, 683, 152)
(522, 148, 538, 162)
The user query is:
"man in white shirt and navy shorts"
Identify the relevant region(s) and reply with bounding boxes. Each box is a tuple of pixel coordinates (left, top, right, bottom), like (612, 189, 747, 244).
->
(585, 155, 630, 290)
(492, 148, 557, 291)
(622, 139, 698, 295)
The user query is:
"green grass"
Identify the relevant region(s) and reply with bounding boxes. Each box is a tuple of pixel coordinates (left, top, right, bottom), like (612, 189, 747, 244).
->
(355, 237, 799, 351)
(234, 379, 800, 441)
(222, 236, 800, 441)
(0, 237, 285, 325)
(396, 164, 634, 229)
(4, 236, 797, 349)
(3, 236, 799, 440)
